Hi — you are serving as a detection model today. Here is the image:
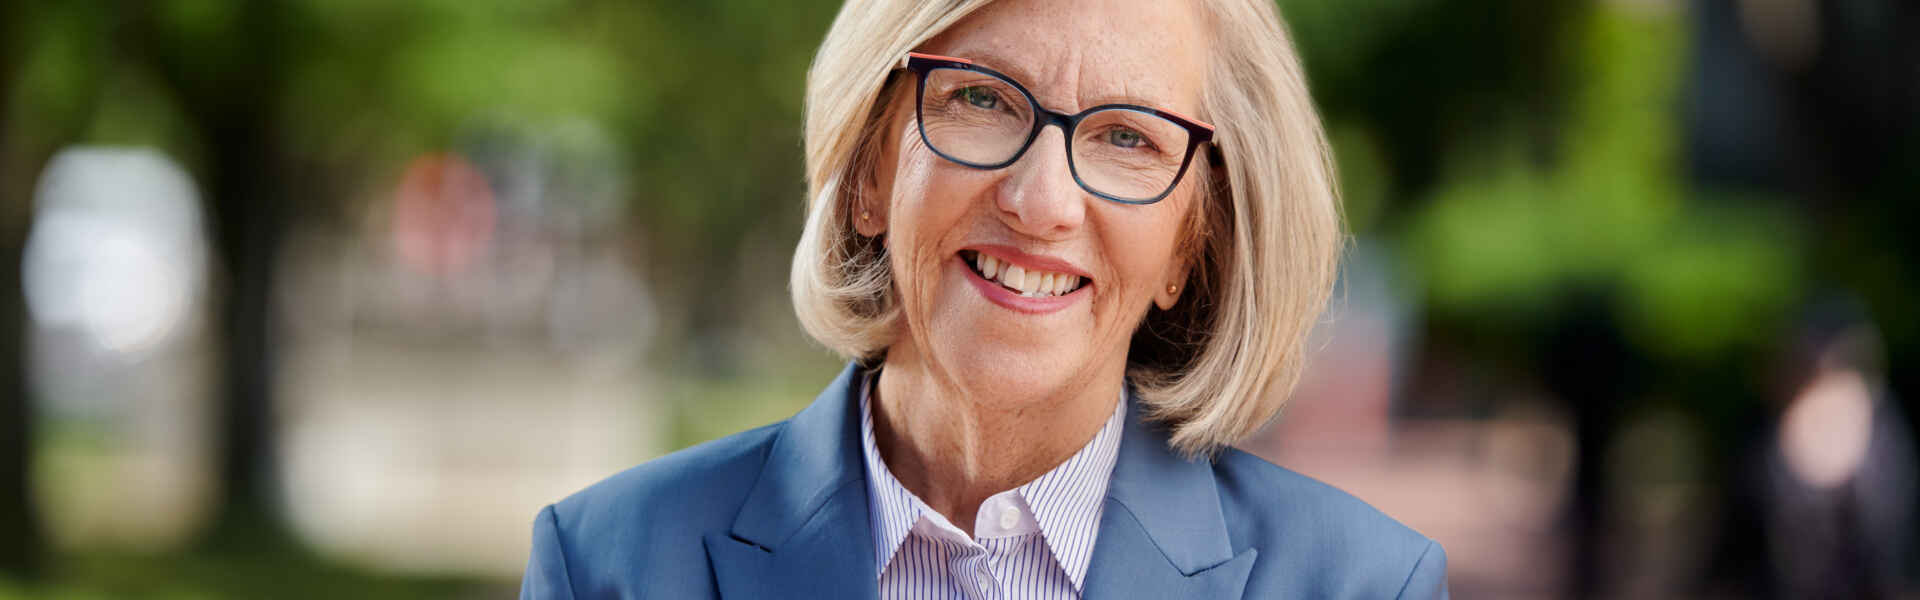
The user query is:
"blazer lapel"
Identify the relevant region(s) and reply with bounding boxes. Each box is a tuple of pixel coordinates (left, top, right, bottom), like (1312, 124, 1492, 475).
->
(704, 363, 878, 600)
(1083, 394, 1258, 599)
(701, 364, 1257, 598)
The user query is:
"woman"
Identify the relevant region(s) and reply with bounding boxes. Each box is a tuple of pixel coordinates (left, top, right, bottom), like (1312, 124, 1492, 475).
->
(521, 0, 1449, 597)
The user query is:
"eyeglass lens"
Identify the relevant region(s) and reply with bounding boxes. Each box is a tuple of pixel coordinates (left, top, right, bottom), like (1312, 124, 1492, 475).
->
(919, 67, 1192, 202)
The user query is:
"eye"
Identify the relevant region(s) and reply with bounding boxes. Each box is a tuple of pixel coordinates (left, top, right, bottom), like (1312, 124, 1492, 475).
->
(952, 86, 1001, 110)
(1106, 127, 1147, 149)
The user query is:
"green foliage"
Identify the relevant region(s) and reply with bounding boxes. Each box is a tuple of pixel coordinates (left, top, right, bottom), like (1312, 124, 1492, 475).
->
(1277, 0, 1441, 97)
(1406, 151, 1565, 325)
(1617, 201, 1800, 359)
(1328, 124, 1391, 233)
(1401, 4, 1802, 361)
(6, 4, 110, 147)
(278, 1, 637, 171)
(0, 548, 497, 600)
(83, 67, 202, 164)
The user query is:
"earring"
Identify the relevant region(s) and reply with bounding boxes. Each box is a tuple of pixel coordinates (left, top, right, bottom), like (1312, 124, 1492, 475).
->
(861, 209, 871, 222)
(1166, 284, 1178, 295)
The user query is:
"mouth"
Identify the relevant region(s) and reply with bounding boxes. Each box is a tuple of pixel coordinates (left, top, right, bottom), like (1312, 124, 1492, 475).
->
(959, 249, 1089, 298)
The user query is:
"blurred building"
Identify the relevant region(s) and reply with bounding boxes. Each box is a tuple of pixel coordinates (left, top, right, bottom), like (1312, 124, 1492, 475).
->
(274, 124, 663, 575)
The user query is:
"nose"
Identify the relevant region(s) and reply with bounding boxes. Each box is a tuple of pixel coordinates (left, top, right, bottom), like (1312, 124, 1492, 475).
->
(994, 126, 1085, 239)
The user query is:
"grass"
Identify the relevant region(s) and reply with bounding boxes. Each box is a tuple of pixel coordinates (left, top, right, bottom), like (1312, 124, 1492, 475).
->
(0, 518, 511, 600)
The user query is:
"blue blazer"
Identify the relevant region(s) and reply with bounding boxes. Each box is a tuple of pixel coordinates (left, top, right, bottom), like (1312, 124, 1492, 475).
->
(521, 363, 1449, 598)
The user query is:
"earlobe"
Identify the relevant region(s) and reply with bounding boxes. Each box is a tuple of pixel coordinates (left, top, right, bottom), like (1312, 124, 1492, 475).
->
(851, 163, 890, 237)
(851, 123, 899, 239)
(853, 196, 886, 237)
(1154, 282, 1181, 311)
(1154, 254, 1193, 310)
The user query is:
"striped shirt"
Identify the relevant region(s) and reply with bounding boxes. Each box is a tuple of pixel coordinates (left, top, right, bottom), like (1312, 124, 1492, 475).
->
(859, 373, 1126, 600)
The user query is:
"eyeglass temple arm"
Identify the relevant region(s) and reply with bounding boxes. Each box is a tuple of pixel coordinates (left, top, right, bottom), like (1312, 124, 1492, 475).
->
(902, 51, 973, 69)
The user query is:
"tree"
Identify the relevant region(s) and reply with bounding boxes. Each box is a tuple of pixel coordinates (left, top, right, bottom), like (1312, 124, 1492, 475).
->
(0, 0, 49, 579)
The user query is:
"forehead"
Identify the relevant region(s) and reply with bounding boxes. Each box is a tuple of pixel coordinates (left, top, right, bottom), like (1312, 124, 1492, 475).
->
(920, 0, 1209, 112)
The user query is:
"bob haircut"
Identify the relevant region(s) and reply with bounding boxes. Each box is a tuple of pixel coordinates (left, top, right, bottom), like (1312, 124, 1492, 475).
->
(790, 0, 1342, 457)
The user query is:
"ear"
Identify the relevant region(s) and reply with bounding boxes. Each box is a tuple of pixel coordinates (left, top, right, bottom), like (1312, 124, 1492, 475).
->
(851, 180, 889, 238)
(851, 103, 906, 239)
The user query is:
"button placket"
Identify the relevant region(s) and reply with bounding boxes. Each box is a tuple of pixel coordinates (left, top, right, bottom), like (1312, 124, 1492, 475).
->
(952, 549, 997, 600)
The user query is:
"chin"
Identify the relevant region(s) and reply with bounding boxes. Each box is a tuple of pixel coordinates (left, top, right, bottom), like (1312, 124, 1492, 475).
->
(929, 332, 1083, 407)
(904, 257, 1113, 407)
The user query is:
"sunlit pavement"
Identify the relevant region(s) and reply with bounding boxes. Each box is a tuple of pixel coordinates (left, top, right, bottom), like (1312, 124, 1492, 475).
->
(278, 335, 659, 576)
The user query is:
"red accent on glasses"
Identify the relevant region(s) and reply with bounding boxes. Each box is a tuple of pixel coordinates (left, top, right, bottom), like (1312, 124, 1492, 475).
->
(906, 51, 973, 64)
(1157, 107, 1214, 132)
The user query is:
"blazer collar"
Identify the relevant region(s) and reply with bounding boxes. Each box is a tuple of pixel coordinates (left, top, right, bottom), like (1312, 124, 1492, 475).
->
(704, 362, 1255, 598)
(1081, 390, 1257, 597)
(726, 361, 868, 547)
(705, 362, 876, 599)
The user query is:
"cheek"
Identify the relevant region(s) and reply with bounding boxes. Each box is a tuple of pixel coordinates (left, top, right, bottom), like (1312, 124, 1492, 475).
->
(887, 129, 999, 253)
(889, 152, 959, 251)
(885, 142, 981, 304)
(1105, 193, 1195, 292)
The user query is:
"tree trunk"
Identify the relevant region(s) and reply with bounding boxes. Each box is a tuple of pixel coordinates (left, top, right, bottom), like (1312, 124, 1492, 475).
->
(127, 0, 296, 550)
(1541, 299, 1639, 599)
(0, 0, 46, 579)
(199, 117, 290, 549)
(0, 204, 42, 578)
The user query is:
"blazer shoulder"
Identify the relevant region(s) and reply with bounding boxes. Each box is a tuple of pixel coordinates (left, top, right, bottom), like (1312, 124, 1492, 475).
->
(1211, 447, 1445, 597)
(527, 421, 789, 598)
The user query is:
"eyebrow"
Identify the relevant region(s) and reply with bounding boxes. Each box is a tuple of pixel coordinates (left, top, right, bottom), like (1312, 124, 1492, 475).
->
(944, 47, 1037, 88)
(938, 47, 1177, 113)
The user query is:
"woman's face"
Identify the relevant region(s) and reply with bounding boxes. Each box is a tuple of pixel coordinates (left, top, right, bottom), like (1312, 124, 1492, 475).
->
(868, 0, 1211, 406)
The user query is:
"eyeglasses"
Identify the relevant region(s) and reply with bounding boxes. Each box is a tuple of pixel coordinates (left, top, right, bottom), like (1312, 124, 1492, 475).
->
(900, 52, 1216, 205)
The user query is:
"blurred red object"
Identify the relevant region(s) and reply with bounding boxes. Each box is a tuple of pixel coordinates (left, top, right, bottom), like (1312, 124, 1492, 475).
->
(392, 153, 497, 277)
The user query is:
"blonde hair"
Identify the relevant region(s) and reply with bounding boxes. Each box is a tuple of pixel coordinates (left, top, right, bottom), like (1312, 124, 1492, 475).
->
(790, 0, 1342, 457)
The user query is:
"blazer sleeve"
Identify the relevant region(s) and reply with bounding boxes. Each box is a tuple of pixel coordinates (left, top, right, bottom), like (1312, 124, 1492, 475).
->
(521, 504, 578, 600)
(1394, 539, 1450, 600)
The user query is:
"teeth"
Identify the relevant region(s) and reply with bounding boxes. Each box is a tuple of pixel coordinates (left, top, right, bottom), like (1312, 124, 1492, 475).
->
(968, 251, 1081, 297)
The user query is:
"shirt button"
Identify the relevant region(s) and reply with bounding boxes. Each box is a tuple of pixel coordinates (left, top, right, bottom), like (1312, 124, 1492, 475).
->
(999, 506, 1019, 530)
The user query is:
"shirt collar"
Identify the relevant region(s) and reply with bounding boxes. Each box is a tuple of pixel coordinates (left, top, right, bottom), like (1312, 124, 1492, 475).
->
(858, 368, 1127, 592)
(1012, 389, 1126, 590)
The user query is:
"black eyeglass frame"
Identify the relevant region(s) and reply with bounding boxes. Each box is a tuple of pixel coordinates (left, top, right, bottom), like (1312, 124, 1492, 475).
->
(900, 52, 1217, 205)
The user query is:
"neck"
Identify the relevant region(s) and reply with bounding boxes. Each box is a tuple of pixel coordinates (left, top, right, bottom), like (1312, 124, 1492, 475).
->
(870, 344, 1122, 536)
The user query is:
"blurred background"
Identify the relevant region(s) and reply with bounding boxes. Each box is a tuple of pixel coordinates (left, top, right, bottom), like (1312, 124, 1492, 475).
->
(0, 0, 1914, 597)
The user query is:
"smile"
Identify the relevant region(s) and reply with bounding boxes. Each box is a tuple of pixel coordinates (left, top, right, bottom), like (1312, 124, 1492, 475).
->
(960, 250, 1087, 297)
(956, 249, 1091, 316)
